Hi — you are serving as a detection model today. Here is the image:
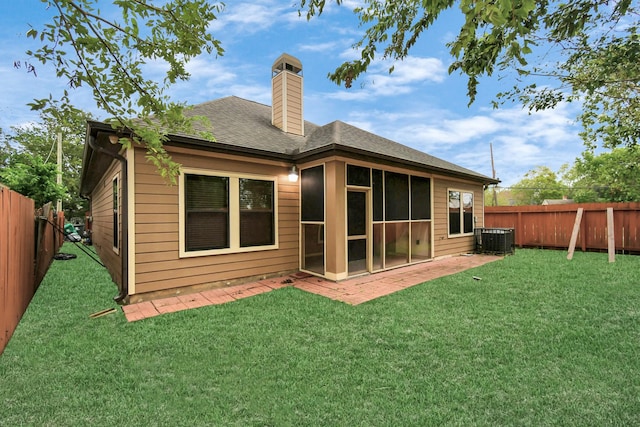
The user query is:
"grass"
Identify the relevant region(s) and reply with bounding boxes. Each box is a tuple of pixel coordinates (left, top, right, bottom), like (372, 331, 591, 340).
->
(1, 244, 639, 426)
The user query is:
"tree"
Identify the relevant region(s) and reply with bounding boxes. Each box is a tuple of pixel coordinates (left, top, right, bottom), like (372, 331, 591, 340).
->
(21, 0, 224, 182)
(0, 154, 67, 207)
(0, 129, 16, 168)
(484, 188, 517, 207)
(300, 0, 639, 149)
(564, 147, 640, 203)
(510, 166, 567, 205)
(4, 108, 92, 218)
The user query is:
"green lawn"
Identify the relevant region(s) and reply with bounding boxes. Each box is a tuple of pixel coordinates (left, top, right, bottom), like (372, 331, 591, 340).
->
(1, 244, 639, 426)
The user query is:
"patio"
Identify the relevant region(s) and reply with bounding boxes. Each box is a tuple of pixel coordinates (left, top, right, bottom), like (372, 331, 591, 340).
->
(123, 253, 503, 321)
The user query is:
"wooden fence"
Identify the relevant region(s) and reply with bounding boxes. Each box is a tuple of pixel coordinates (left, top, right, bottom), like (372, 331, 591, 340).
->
(484, 202, 640, 253)
(1, 187, 64, 355)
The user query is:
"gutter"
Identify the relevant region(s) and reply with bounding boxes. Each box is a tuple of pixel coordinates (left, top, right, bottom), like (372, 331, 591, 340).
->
(293, 144, 500, 186)
(87, 133, 129, 303)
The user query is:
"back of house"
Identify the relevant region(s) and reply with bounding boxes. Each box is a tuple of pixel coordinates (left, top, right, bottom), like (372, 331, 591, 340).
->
(80, 53, 497, 303)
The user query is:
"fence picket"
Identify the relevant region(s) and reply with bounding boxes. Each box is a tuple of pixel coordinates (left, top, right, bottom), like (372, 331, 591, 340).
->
(485, 202, 640, 253)
(0, 188, 63, 355)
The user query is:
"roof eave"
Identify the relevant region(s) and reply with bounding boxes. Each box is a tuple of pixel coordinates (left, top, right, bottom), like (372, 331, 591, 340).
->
(163, 133, 295, 162)
(294, 144, 500, 185)
(80, 121, 123, 197)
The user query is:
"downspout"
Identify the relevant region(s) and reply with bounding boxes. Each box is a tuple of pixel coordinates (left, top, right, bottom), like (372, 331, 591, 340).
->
(87, 135, 129, 303)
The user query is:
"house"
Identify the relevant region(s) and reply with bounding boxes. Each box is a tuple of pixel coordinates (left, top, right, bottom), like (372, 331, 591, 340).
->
(542, 197, 574, 205)
(80, 53, 499, 303)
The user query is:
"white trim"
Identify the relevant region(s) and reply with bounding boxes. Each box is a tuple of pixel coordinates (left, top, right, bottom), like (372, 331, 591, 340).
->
(447, 188, 475, 238)
(179, 167, 279, 258)
(126, 147, 136, 295)
(325, 271, 348, 281)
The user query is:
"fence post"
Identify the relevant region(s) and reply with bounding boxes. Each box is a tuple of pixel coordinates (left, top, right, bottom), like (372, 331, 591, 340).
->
(607, 207, 615, 262)
(567, 208, 584, 260)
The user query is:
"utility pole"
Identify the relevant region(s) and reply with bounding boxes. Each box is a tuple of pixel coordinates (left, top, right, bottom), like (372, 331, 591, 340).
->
(490, 142, 498, 206)
(56, 132, 62, 213)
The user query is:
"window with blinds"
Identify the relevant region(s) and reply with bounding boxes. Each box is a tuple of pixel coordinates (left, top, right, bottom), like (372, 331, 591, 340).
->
(185, 174, 229, 251)
(182, 171, 277, 255)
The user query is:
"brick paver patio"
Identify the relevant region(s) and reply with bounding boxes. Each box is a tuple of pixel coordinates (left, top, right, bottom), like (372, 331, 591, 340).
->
(122, 254, 503, 322)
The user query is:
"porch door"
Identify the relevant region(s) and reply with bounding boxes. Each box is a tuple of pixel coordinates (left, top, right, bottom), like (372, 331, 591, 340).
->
(347, 190, 368, 275)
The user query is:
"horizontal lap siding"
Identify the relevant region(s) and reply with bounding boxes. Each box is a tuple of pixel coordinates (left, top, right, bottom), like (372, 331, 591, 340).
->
(90, 159, 122, 286)
(433, 177, 484, 257)
(133, 148, 299, 295)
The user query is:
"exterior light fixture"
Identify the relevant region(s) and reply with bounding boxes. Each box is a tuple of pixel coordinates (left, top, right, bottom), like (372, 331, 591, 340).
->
(108, 134, 120, 144)
(288, 165, 299, 182)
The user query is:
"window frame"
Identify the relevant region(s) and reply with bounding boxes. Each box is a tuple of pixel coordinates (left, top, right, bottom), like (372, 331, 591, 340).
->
(112, 174, 120, 253)
(179, 168, 279, 258)
(447, 189, 474, 237)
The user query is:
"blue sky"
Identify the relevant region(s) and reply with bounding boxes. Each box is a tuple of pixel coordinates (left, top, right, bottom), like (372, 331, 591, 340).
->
(0, 1, 587, 186)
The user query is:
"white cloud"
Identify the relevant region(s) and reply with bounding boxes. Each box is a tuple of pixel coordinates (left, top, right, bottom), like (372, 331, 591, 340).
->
(210, 2, 288, 33)
(323, 55, 447, 100)
(330, 100, 583, 186)
(299, 41, 342, 53)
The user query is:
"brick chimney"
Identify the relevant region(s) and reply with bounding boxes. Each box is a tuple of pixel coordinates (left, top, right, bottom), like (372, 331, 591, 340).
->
(272, 53, 304, 136)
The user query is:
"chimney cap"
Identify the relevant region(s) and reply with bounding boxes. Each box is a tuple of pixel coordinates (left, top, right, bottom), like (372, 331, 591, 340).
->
(272, 53, 302, 75)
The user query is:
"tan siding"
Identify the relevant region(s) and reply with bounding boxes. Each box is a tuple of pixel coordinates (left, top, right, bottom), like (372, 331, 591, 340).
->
(285, 74, 303, 135)
(136, 232, 178, 244)
(136, 261, 297, 295)
(137, 248, 297, 281)
(433, 177, 484, 257)
(131, 147, 299, 297)
(89, 159, 122, 287)
(272, 74, 283, 128)
(135, 247, 298, 274)
(135, 213, 179, 224)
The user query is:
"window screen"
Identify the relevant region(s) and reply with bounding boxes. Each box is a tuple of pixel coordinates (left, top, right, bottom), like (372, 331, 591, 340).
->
(411, 176, 431, 220)
(463, 192, 474, 234)
(185, 174, 229, 251)
(372, 169, 383, 221)
(301, 165, 324, 222)
(448, 190, 461, 235)
(384, 172, 409, 221)
(347, 164, 370, 187)
(239, 178, 274, 247)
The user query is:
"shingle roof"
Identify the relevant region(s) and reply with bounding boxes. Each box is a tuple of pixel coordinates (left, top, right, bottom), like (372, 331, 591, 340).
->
(176, 96, 495, 183)
(177, 96, 314, 155)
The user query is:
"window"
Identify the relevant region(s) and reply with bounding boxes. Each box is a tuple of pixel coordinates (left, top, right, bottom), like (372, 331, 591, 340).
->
(384, 171, 409, 221)
(347, 164, 370, 187)
(181, 170, 277, 256)
(411, 176, 431, 220)
(239, 178, 274, 247)
(301, 165, 324, 222)
(112, 176, 119, 250)
(185, 175, 229, 251)
(449, 190, 474, 236)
